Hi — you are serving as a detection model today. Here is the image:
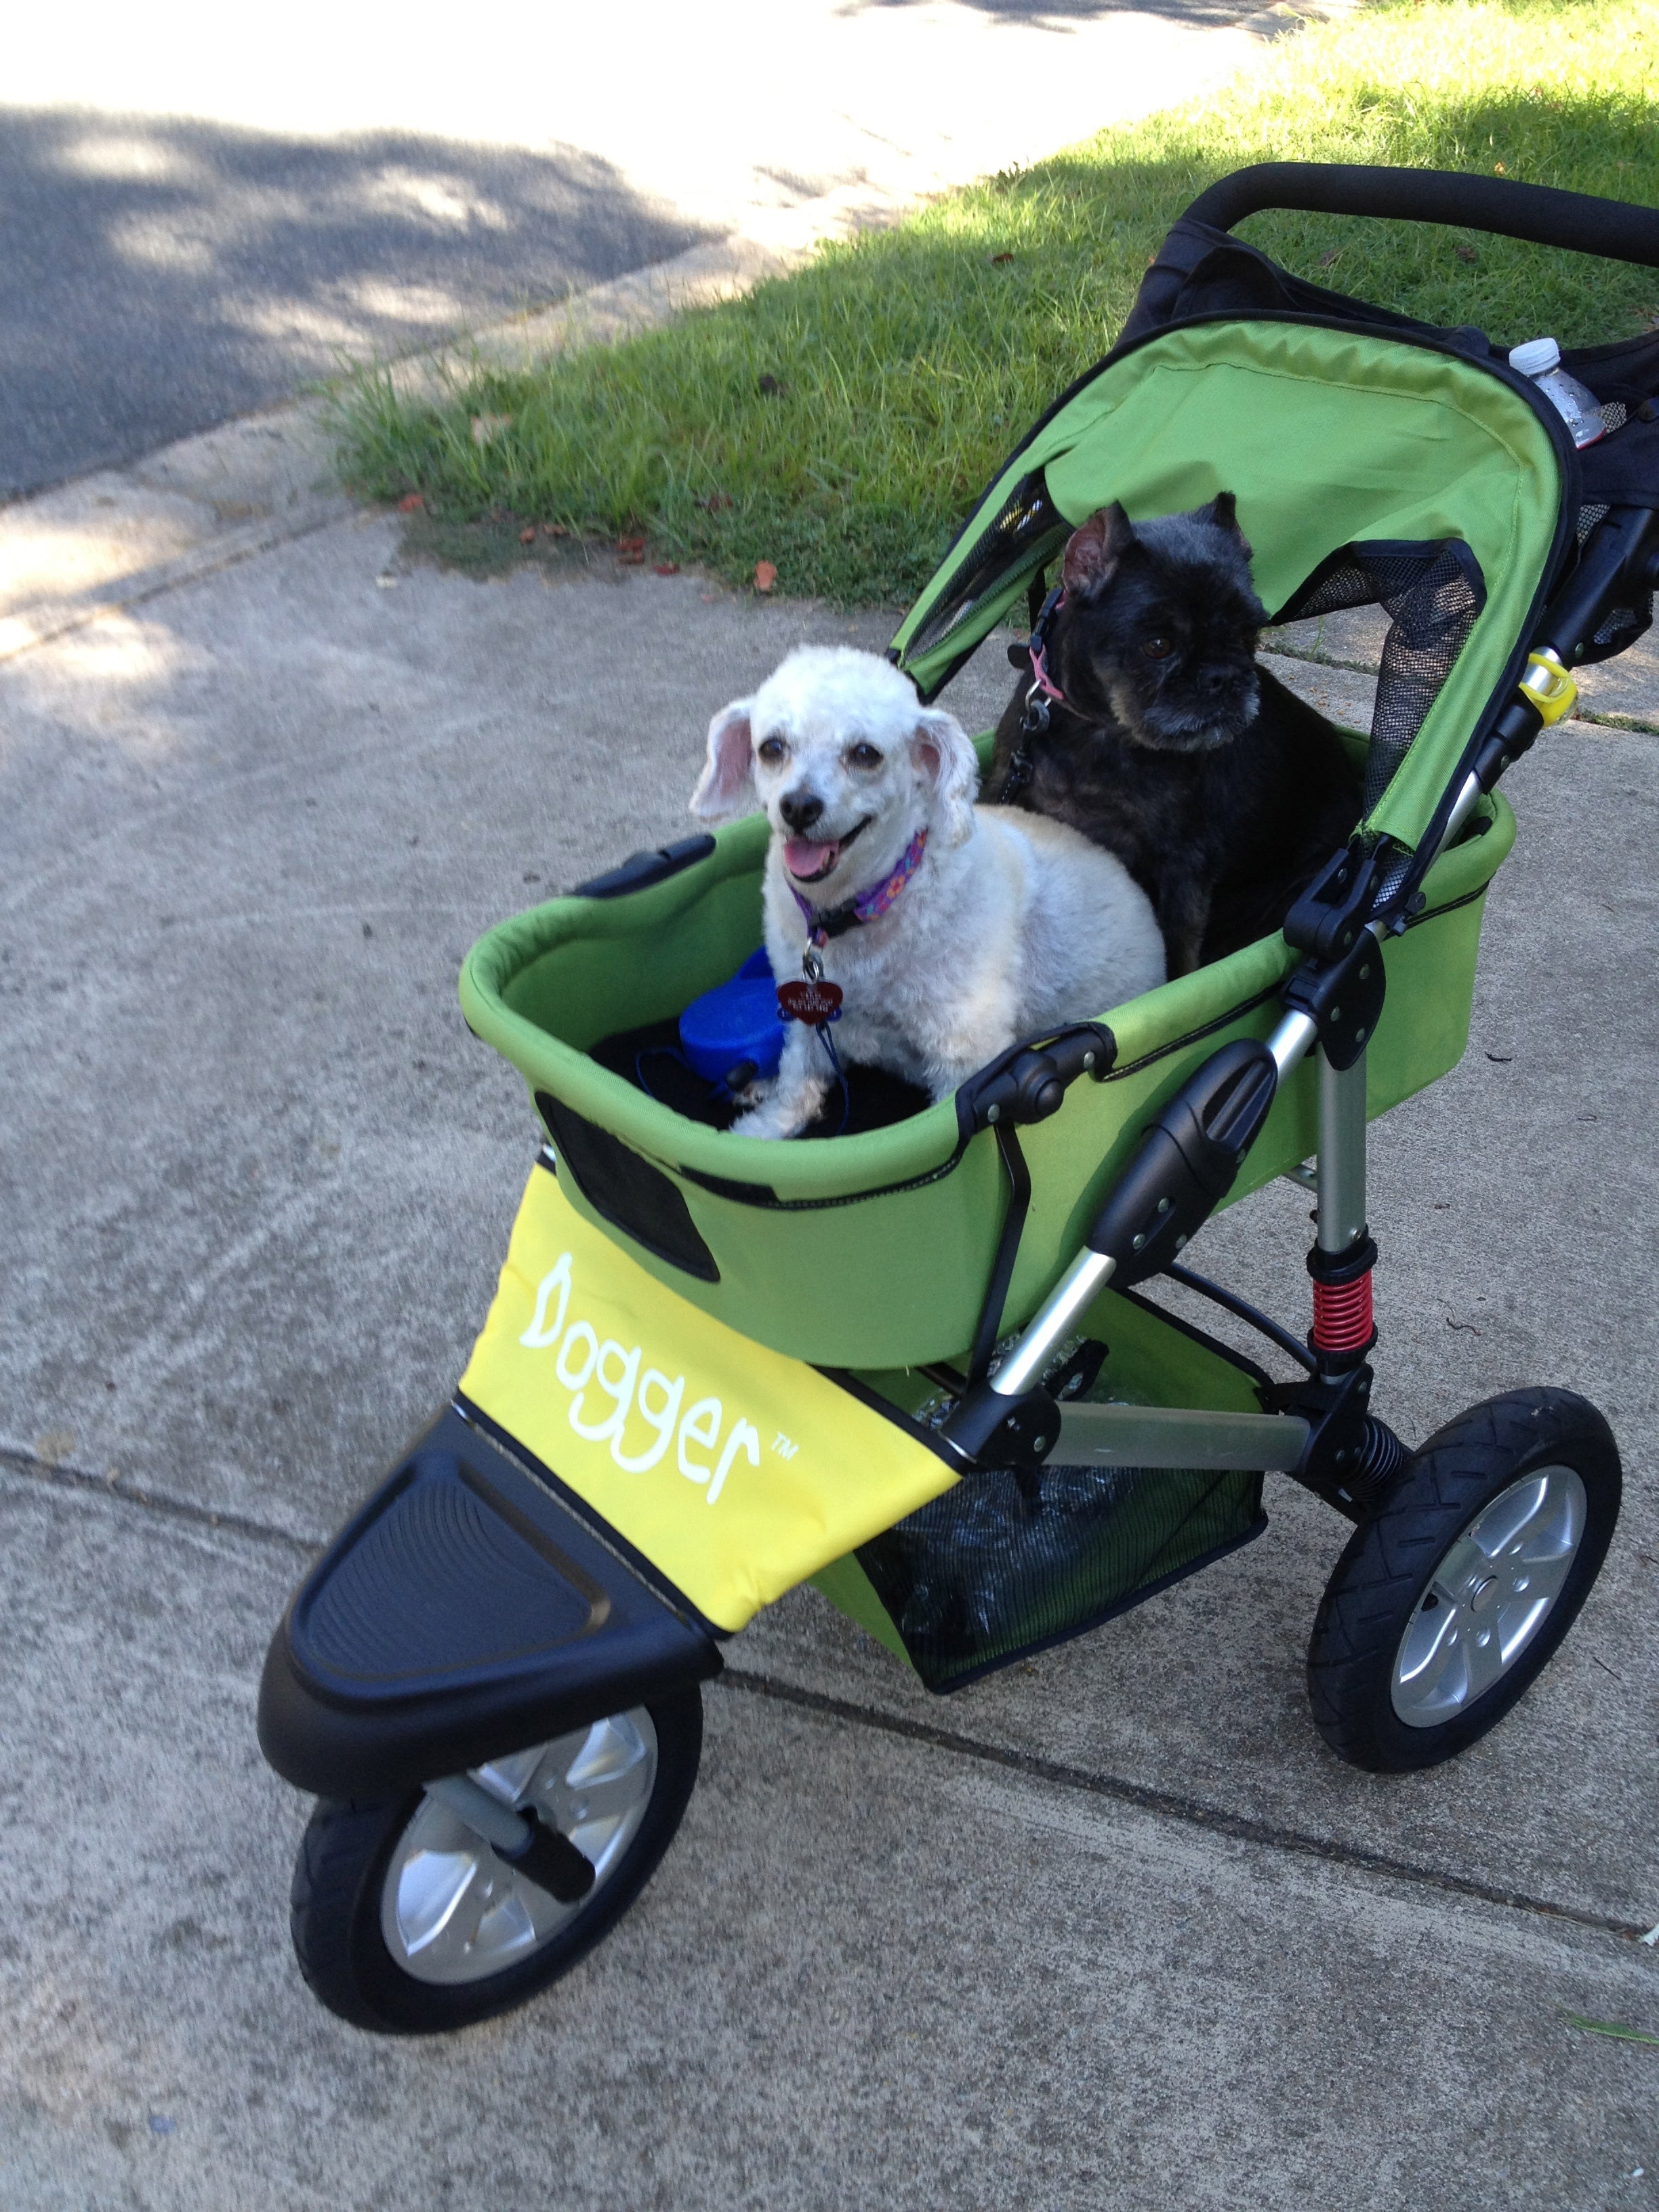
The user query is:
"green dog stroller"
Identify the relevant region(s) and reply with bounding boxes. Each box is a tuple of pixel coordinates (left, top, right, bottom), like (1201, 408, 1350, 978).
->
(259, 162, 1658, 2032)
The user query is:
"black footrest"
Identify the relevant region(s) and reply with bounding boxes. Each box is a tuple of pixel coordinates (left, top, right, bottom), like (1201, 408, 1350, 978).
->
(258, 1406, 721, 1799)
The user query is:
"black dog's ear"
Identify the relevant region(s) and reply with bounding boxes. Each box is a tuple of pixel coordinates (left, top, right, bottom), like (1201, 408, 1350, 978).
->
(1063, 502, 1136, 596)
(1202, 491, 1252, 558)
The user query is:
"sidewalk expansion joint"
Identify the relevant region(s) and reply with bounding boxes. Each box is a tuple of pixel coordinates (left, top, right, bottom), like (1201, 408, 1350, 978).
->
(5, 1446, 1639, 1939)
(0, 1444, 322, 1559)
(718, 1665, 1649, 1944)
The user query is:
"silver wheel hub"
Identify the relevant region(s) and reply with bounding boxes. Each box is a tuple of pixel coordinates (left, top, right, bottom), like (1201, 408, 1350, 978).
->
(1391, 1465, 1586, 1728)
(381, 1709, 658, 1985)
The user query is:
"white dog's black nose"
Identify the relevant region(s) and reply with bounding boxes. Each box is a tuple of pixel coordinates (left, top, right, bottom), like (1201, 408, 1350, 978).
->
(779, 790, 824, 833)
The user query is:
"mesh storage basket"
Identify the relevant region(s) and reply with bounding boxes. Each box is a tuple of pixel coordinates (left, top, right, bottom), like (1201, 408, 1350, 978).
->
(857, 1454, 1265, 1692)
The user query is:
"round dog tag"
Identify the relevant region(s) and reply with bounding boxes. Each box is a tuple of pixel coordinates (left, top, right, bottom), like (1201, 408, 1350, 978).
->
(777, 977, 844, 1027)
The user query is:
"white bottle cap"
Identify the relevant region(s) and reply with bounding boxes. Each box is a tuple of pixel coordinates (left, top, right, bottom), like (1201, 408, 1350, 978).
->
(1509, 336, 1562, 375)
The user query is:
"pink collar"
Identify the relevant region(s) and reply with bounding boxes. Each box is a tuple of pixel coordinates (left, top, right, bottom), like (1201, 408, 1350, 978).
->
(1027, 602, 1068, 706)
(790, 825, 928, 947)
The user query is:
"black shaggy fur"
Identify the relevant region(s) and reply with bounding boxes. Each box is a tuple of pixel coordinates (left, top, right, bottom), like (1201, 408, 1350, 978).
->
(989, 495, 1360, 976)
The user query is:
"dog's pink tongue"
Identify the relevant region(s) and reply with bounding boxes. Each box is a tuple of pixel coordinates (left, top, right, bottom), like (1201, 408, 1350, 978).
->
(784, 836, 839, 879)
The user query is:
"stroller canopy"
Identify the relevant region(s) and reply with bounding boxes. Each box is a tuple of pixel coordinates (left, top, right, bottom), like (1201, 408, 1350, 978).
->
(891, 315, 1567, 856)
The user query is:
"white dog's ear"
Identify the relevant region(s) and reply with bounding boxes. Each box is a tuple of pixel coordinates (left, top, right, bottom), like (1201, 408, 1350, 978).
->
(690, 700, 756, 819)
(909, 708, 979, 847)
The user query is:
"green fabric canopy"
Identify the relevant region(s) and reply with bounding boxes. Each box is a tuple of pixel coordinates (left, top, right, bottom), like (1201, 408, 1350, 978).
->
(890, 319, 1563, 853)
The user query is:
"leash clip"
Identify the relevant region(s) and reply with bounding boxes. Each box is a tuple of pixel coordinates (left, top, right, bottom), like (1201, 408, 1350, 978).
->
(802, 945, 825, 982)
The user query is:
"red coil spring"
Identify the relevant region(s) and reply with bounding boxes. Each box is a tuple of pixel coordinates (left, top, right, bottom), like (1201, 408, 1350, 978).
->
(1312, 1269, 1374, 1354)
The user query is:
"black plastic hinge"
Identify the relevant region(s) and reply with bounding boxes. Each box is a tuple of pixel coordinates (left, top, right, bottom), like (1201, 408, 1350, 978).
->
(1265, 1364, 1406, 1521)
(1280, 934, 1387, 1073)
(1282, 838, 1400, 960)
(938, 1379, 1062, 1473)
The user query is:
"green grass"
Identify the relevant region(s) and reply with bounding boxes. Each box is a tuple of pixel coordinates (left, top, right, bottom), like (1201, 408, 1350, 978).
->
(337, 0, 1659, 607)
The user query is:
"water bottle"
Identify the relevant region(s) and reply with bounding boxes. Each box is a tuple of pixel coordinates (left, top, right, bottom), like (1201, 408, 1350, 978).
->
(1509, 336, 1605, 448)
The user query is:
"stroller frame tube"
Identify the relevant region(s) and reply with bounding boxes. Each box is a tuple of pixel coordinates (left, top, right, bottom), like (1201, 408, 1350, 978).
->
(991, 1004, 1323, 1406)
(1316, 1052, 1368, 1257)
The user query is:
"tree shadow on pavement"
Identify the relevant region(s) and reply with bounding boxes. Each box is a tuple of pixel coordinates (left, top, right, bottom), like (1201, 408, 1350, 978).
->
(0, 108, 713, 499)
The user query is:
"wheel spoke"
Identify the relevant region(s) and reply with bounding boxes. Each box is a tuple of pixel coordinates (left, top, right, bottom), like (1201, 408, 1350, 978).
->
(1460, 1618, 1507, 1700)
(1393, 1465, 1590, 1729)
(381, 1708, 660, 1986)
(1394, 1600, 1466, 1721)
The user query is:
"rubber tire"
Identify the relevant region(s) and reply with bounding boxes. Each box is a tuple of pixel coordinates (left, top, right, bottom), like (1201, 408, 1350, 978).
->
(289, 1687, 702, 2034)
(1306, 1389, 1620, 1774)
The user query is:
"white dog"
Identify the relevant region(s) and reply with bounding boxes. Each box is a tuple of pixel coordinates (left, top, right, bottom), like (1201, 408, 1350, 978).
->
(689, 646, 1166, 1139)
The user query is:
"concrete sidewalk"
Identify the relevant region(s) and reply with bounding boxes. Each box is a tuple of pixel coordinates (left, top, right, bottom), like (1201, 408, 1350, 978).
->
(2, 498, 1656, 2208)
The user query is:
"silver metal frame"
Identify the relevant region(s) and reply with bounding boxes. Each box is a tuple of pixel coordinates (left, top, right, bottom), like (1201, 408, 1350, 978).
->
(981, 766, 1504, 1443)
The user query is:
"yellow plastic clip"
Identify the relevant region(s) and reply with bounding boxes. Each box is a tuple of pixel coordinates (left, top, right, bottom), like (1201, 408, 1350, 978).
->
(1517, 649, 1578, 727)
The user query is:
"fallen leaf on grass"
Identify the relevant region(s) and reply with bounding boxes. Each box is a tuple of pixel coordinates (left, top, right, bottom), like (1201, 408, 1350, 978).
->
(701, 491, 735, 512)
(757, 373, 787, 396)
(397, 491, 425, 513)
(1318, 248, 1342, 267)
(470, 413, 512, 446)
(654, 562, 680, 575)
(754, 560, 777, 593)
(1456, 245, 1479, 264)
(519, 526, 536, 544)
(989, 251, 1015, 265)
(616, 535, 646, 565)
(544, 522, 571, 538)
(1561, 2013, 1659, 2047)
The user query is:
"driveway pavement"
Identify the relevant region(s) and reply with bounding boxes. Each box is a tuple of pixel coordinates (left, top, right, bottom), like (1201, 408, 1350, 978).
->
(3, 0, 1294, 495)
(1, 513, 1656, 2208)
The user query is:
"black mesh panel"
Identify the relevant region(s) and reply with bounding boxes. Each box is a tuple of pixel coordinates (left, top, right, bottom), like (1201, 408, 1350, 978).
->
(905, 470, 1069, 664)
(1273, 538, 1487, 811)
(857, 1458, 1264, 1692)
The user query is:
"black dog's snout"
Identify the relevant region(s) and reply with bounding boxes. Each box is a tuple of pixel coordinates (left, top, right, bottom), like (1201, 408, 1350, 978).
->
(779, 790, 824, 833)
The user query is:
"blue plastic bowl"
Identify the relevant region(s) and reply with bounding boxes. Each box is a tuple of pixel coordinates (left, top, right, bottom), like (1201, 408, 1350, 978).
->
(678, 948, 785, 1084)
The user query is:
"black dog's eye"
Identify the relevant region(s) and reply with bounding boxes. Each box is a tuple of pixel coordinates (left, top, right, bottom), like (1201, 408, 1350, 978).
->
(847, 741, 883, 769)
(1141, 635, 1174, 661)
(757, 735, 787, 764)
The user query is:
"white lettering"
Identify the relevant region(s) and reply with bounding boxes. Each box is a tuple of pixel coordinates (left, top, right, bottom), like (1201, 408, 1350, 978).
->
(519, 1252, 573, 1348)
(571, 1338, 641, 1443)
(613, 1368, 684, 1474)
(708, 1418, 760, 1504)
(518, 1253, 770, 1511)
(554, 1319, 599, 1392)
(676, 1396, 722, 1485)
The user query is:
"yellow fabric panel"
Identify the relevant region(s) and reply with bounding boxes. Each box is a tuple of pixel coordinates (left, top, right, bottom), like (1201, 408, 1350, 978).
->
(458, 1167, 960, 1631)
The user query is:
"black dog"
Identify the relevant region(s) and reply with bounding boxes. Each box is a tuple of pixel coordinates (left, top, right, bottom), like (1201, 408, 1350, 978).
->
(989, 495, 1359, 976)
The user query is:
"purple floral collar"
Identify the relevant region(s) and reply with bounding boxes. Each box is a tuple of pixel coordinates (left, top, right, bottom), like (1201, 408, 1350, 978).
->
(790, 824, 928, 949)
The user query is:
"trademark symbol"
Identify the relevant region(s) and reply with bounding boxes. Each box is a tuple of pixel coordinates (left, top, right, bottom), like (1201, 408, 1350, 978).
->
(771, 1432, 799, 1460)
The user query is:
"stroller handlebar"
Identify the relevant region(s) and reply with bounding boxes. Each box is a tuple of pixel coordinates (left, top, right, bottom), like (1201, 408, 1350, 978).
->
(1182, 163, 1659, 270)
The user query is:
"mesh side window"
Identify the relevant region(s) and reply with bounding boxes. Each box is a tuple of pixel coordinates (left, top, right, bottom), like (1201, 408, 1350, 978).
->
(904, 470, 1069, 665)
(1273, 539, 1488, 813)
(857, 1458, 1263, 1692)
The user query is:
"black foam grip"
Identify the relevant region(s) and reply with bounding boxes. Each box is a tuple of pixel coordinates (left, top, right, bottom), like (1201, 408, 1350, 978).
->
(1181, 165, 1659, 270)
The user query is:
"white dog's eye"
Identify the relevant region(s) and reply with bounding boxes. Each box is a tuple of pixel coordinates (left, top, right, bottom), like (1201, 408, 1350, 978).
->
(757, 735, 787, 764)
(847, 741, 882, 769)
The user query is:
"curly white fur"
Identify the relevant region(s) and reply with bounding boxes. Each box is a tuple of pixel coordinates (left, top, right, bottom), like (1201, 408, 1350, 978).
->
(691, 645, 1166, 1139)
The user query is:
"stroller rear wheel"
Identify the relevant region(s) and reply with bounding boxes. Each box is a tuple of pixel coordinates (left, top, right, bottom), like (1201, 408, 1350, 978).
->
(1306, 1389, 1620, 1773)
(289, 1688, 702, 2032)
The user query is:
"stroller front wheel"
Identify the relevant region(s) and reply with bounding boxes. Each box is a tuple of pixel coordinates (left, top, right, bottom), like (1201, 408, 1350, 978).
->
(1305, 1389, 1620, 1773)
(289, 1688, 702, 2033)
